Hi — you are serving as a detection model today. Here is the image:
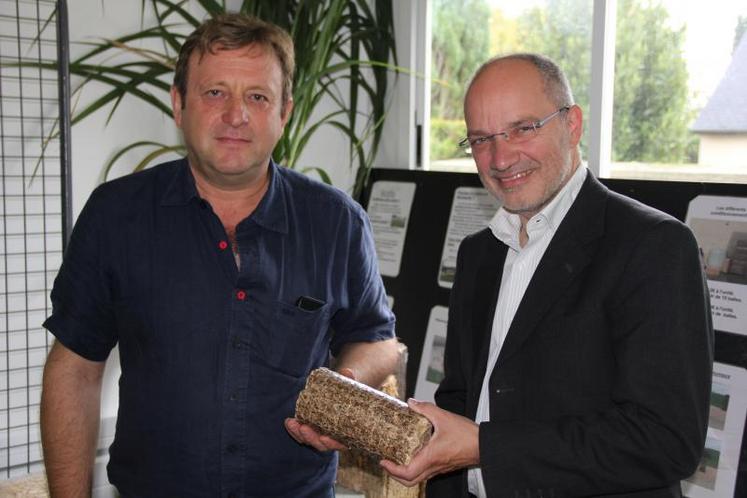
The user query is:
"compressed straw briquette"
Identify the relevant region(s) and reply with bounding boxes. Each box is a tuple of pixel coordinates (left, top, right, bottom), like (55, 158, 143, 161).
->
(295, 367, 432, 465)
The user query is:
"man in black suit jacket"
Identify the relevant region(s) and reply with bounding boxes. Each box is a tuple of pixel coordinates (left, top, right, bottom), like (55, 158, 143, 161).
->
(381, 54, 713, 497)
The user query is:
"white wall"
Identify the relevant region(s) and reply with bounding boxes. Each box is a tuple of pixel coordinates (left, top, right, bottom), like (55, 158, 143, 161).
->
(69, 1, 178, 218)
(698, 134, 747, 168)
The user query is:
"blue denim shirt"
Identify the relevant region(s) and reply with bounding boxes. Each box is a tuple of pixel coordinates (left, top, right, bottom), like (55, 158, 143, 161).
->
(44, 158, 395, 498)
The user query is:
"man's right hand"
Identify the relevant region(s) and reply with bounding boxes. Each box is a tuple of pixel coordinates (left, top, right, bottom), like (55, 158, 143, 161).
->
(379, 399, 480, 487)
(283, 418, 347, 452)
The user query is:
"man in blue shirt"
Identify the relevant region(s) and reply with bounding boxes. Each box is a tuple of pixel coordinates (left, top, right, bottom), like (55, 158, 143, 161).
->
(40, 13, 398, 498)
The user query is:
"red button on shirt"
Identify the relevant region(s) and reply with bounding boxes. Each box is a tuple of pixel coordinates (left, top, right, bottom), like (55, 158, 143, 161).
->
(236, 290, 247, 301)
(218, 240, 228, 250)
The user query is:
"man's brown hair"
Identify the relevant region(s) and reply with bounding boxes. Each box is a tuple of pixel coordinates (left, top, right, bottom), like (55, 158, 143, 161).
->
(173, 13, 295, 109)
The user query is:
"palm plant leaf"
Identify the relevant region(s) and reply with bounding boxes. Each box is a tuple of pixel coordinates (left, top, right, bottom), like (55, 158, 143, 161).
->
(132, 144, 187, 172)
(72, 25, 181, 63)
(151, 0, 203, 28)
(11, 0, 398, 195)
(100, 140, 185, 181)
(300, 166, 332, 185)
(68, 64, 174, 123)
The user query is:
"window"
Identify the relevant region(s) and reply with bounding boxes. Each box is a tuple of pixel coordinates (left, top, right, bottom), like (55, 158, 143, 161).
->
(429, 0, 593, 172)
(610, 0, 747, 182)
(427, 0, 747, 184)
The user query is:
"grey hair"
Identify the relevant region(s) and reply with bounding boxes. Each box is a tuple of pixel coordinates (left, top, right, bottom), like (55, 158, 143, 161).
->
(467, 53, 575, 108)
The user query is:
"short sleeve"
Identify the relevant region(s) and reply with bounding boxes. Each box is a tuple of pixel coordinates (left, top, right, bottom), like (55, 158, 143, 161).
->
(43, 187, 118, 361)
(329, 205, 395, 355)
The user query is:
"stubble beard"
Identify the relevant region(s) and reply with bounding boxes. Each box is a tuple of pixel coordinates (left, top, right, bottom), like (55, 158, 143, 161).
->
(497, 156, 575, 218)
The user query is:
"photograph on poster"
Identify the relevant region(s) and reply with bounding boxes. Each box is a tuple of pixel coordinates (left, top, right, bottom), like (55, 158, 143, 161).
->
(426, 335, 446, 384)
(414, 306, 449, 403)
(709, 382, 729, 431)
(439, 263, 456, 286)
(688, 218, 747, 285)
(681, 362, 747, 498)
(437, 187, 499, 288)
(686, 437, 721, 491)
(366, 181, 417, 278)
(686, 196, 747, 336)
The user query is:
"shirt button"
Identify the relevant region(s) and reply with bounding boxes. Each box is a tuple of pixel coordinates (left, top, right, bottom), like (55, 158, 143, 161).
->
(229, 392, 238, 401)
(218, 240, 228, 250)
(226, 444, 238, 453)
(236, 290, 246, 301)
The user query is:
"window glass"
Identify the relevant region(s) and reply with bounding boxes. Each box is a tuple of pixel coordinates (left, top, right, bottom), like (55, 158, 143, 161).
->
(429, 0, 747, 184)
(610, 0, 747, 183)
(429, 0, 593, 172)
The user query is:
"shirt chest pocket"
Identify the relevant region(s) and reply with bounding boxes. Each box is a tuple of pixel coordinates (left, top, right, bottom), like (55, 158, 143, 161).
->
(247, 299, 332, 378)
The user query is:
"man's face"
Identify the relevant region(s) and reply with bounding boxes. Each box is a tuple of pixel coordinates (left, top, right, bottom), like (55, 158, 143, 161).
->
(171, 44, 292, 189)
(464, 59, 582, 222)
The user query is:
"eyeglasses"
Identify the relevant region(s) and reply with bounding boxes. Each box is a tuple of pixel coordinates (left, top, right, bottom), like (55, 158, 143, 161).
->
(458, 106, 571, 151)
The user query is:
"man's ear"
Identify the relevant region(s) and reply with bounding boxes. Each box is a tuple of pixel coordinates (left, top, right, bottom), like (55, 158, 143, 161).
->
(281, 98, 294, 128)
(566, 104, 583, 147)
(171, 86, 183, 128)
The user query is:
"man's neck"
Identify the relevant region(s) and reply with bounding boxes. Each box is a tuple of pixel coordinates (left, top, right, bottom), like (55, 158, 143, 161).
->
(191, 165, 271, 231)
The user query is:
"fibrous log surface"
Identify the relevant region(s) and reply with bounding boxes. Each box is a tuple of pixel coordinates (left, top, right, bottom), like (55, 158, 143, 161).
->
(295, 368, 432, 465)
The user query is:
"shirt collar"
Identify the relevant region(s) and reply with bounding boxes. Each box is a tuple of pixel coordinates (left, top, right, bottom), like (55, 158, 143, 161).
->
(160, 158, 199, 206)
(489, 163, 587, 248)
(159, 157, 289, 235)
(250, 160, 289, 234)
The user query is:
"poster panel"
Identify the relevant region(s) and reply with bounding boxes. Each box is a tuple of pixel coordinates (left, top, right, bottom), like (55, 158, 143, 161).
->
(414, 306, 449, 403)
(438, 187, 500, 288)
(682, 362, 747, 498)
(686, 195, 747, 336)
(367, 181, 417, 278)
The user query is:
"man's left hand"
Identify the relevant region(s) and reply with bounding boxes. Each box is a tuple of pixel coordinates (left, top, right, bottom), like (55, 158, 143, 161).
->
(379, 399, 480, 487)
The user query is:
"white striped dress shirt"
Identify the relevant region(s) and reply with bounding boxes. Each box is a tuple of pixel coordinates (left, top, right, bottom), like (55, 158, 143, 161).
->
(468, 165, 587, 497)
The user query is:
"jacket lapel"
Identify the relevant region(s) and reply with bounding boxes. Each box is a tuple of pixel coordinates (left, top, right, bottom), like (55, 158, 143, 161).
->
(495, 174, 608, 367)
(469, 236, 508, 410)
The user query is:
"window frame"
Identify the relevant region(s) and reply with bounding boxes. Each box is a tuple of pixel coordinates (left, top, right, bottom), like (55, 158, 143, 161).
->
(377, 0, 618, 179)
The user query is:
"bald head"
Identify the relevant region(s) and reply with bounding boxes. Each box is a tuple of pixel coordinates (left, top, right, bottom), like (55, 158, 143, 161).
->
(465, 53, 574, 114)
(462, 53, 584, 223)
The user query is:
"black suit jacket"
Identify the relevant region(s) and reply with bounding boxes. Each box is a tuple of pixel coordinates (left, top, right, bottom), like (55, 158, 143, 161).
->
(427, 174, 714, 498)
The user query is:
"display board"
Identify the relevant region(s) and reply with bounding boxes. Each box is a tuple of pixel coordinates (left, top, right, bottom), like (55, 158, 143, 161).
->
(360, 168, 747, 498)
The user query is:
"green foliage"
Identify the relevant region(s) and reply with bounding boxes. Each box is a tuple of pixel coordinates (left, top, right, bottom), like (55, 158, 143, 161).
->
(612, 0, 694, 163)
(514, 0, 593, 156)
(710, 391, 729, 411)
(701, 446, 720, 468)
(23, 0, 396, 199)
(430, 0, 491, 120)
(429, 0, 697, 166)
(430, 117, 466, 161)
